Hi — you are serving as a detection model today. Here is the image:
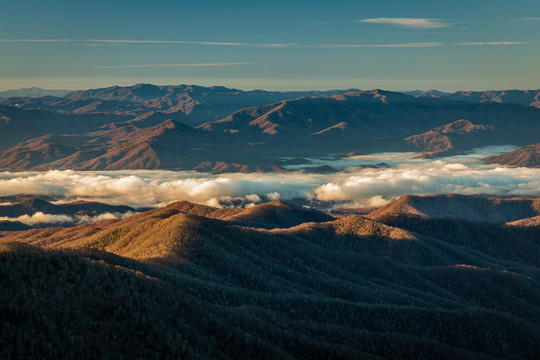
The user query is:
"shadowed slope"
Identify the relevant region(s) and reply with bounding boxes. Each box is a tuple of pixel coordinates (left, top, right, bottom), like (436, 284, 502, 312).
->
(1, 198, 540, 359)
(0, 105, 128, 150)
(0, 119, 216, 170)
(367, 194, 540, 267)
(3, 242, 372, 360)
(369, 194, 540, 223)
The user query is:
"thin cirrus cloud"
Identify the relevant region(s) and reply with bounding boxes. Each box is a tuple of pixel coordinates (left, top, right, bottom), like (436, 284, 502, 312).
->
(86, 39, 296, 48)
(0, 38, 296, 48)
(298, 42, 441, 48)
(457, 41, 528, 46)
(357, 18, 449, 29)
(0, 38, 441, 49)
(92, 62, 256, 69)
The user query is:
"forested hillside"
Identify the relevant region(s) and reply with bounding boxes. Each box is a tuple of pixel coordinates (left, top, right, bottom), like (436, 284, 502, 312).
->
(1, 196, 539, 359)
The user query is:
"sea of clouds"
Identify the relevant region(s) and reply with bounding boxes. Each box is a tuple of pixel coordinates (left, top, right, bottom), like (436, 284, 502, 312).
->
(0, 211, 137, 226)
(0, 147, 538, 215)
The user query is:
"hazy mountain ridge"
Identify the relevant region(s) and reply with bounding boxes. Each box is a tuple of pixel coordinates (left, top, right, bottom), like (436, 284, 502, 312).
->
(408, 89, 540, 109)
(1, 89, 539, 172)
(0, 83, 359, 127)
(1, 194, 539, 359)
(0, 87, 72, 98)
(0, 104, 130, 150)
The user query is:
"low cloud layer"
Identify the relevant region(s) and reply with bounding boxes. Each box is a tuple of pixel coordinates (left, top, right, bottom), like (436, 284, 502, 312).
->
(0, 211, 137, 226)
(314, 161, 540, 207)
(0, 150, 539, 210)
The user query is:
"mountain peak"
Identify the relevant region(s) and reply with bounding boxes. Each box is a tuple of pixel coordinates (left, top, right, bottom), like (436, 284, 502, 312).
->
(434, 119, 493, 134)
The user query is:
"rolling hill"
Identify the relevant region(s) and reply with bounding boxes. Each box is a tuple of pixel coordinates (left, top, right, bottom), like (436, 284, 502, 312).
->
(1, 195, 539, 359)
(369, 193, 540, 224)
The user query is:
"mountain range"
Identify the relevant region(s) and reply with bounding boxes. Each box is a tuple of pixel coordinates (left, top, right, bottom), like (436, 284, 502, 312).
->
(1, 194, 539, 359)
(0, 84, 357, 127)
(406, 89, 540, 109)
(0, 85, 539, 172)
(0, 87, 73, 98)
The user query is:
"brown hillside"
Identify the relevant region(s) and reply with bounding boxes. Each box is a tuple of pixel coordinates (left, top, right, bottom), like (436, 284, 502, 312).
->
(484, 143, 540, 168)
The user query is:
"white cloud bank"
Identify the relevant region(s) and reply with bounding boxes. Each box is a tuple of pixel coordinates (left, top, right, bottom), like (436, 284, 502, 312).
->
(0, 152, 539, 210)
(0, 211, 137, 226)
(314, 161, 540, 207)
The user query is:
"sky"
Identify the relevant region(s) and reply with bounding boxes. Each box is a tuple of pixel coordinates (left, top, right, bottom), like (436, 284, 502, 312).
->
(1, 0, 539, 92)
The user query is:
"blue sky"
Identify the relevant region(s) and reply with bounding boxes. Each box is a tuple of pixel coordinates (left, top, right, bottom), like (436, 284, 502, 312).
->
(1, 0, 539, 91)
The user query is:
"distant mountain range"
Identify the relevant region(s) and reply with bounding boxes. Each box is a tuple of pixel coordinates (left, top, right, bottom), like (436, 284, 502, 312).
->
(1, 194, 539, 359)
(0, 87, 72, 98)
(406, 89, 540, 108)
(0, 84, 539, 172)
(0, 84, 358, 127)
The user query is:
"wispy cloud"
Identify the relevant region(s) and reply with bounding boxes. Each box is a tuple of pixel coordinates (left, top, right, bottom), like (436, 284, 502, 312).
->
(457, 41, 528, 46)
(520, 17, 540, 21)
(0, 38, 295, 48)
(357, 18, 449, 29)
(298, 42, 441, 48)
(87, 39, 296, 48)
(92, 62, 256, 69)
